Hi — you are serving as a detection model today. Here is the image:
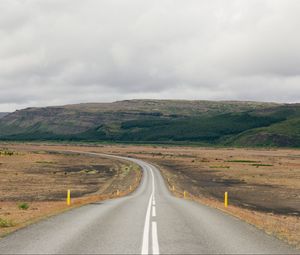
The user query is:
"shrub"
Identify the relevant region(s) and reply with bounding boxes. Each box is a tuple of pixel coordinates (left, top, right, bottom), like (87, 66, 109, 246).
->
(0, 218, 14, 228)
(18, 203, 29, 210)
(0, 149, 15, 156)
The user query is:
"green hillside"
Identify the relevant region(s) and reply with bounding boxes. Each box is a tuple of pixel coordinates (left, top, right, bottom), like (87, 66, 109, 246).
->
(228, 116, 300, 147)
(76, 112, 283, 142)
(1, 100, 300, 147)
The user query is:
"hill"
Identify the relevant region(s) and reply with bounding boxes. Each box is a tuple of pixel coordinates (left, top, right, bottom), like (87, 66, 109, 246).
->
(1, 99, 300, 147)
(0, 113, 9, 119)
(226, 105, 300, 147)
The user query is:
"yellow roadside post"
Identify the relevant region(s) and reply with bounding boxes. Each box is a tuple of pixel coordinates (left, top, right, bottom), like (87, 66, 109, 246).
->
(224, 192, 228, 207)
(184, 190, 187, 199)
(67, 189, 71, 206)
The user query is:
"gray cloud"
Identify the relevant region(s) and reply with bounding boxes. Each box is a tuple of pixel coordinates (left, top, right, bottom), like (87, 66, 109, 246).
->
(0, 0, 300, 111)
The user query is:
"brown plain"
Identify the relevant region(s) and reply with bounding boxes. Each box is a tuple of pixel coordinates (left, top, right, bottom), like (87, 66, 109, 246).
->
(1, 143, 300, 248)
(0, 145, 141, 236)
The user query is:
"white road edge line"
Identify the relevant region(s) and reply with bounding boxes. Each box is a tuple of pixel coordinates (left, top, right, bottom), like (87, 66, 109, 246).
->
(141, 165, 155, 255)
(152, 221, 160, 255)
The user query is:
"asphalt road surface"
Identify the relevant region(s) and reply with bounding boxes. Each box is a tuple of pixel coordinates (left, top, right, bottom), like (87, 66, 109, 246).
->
(0, 151, 297, 254)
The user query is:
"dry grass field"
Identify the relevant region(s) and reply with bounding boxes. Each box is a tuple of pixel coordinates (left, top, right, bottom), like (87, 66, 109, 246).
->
(0, 145, 141, 236)
(1, 143, 300, 247)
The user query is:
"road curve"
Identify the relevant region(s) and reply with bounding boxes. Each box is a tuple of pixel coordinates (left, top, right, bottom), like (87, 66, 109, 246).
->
(0, 151, 297, 254)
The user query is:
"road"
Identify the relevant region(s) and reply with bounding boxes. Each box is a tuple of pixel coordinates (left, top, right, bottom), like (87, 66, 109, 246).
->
(0, 151, 297, 254)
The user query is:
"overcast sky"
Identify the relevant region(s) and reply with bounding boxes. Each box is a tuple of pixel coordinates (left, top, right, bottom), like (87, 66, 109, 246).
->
(1, 0, 300, 111)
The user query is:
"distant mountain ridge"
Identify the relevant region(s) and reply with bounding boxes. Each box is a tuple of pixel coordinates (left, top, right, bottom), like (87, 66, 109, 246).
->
(0, 113, 9, 119)
(0, 99, 300, 147)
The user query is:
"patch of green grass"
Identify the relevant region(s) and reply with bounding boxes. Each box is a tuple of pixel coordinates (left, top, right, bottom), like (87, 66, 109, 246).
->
(0, 218, 14, 228)
(79, 169, 98, 174)
(0, 148, 16, 156)
(32, 150, 47, 154)
(251, 164, 273, 167)
(120, 165, 131, 178)
(226, 160, 260, 163)
(209, 166, 230, 169)
(18, 203, 29, 210)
